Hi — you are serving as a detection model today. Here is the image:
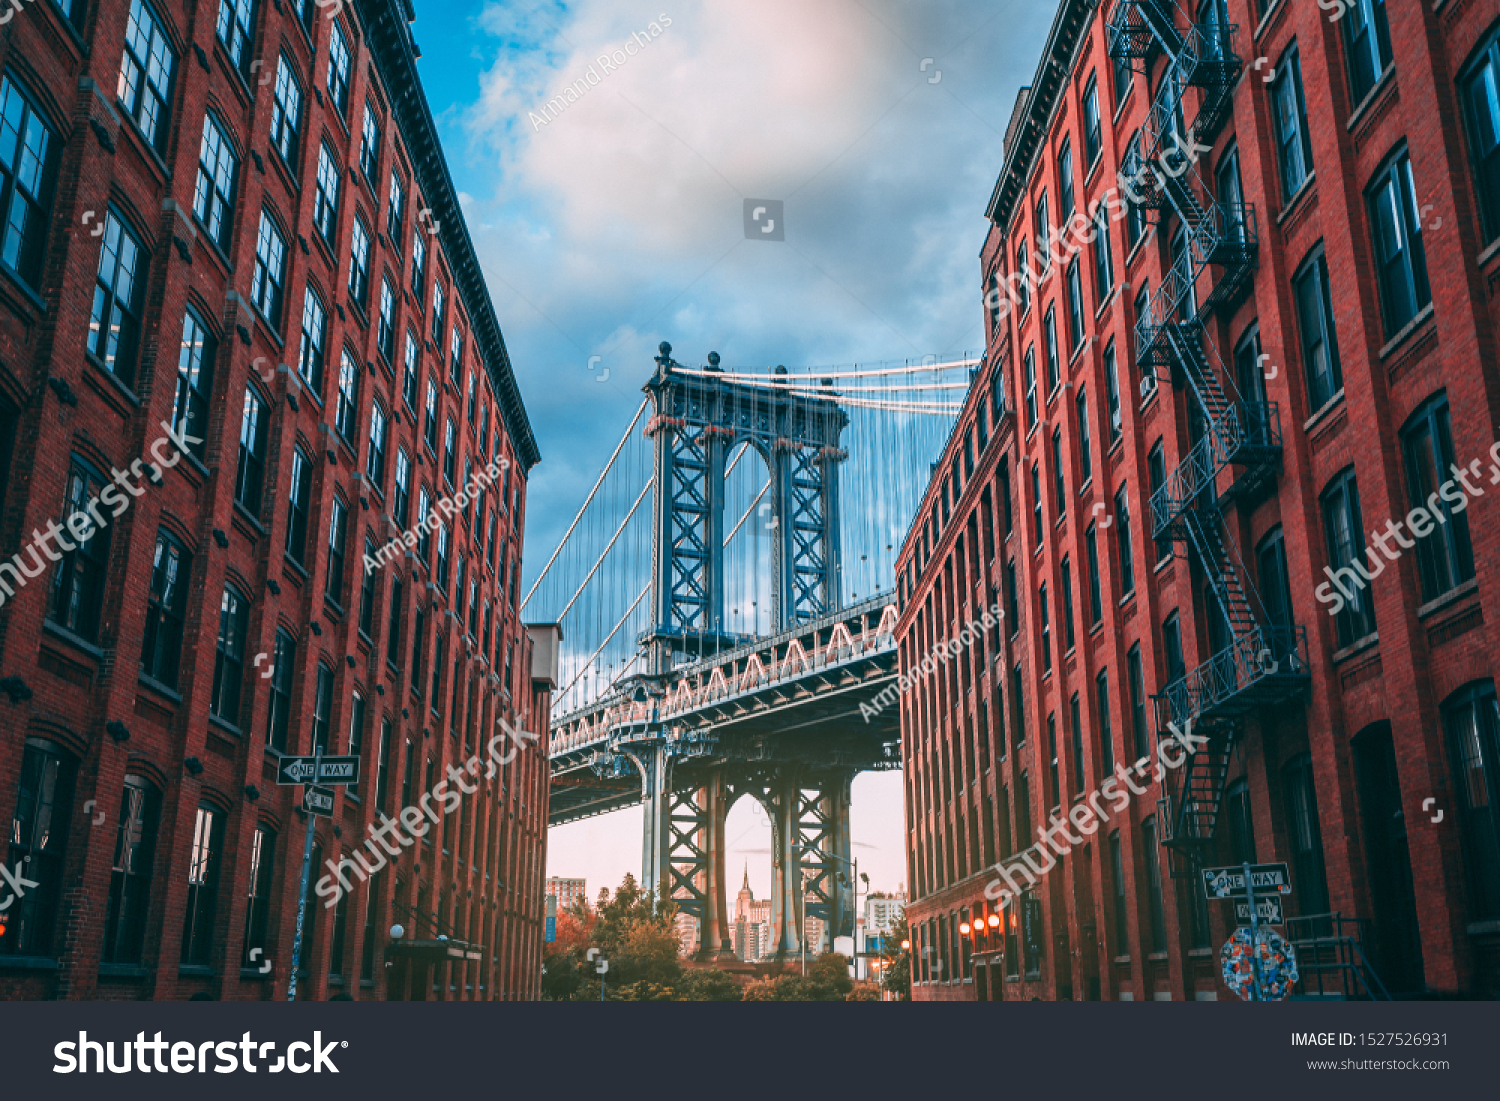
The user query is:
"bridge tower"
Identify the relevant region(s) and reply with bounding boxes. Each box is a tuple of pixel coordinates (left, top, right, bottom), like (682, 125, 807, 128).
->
(632, 343, 858, 960)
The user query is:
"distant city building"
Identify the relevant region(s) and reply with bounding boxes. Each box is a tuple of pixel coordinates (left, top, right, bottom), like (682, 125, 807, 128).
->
(673, 912, 699, 957)
(546, 877, 588, 913)
(865, 893, 907, 935)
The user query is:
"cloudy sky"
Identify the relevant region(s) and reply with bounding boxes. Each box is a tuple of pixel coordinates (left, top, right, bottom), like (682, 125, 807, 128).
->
(413, 0, 1060, 905)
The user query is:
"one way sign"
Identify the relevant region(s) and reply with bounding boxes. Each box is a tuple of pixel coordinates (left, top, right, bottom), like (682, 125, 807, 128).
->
(276, 755, 361, 786)
(1201, 863, 1293, 899)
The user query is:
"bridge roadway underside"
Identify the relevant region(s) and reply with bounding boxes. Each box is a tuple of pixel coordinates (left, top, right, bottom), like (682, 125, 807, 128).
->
(547, 653, 900, 959)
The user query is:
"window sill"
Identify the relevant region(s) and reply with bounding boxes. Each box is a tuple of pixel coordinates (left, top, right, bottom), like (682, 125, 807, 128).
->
(1477, 237, 1500, 269)
(1465, 920, 1500, 936)
(85, 351, 143, 407)
(1330, 632, 1379, 665)
(1147, 952, 1168, 961)
(0, 955, 57, 971)
(1113, 955, 1131, 964)
(43, 618, 105, 660)
(1302, 389, 1346, 434)
(240, 967, 273, 981)
(137, 671, 183, 704)
(1112, 79, 1134, 125)
(178, 964, 214, 977)
(233, 500, 267, 536)
(1416, 578, 1478, 621)
(1376, 303, 1435, 362)
(0, 259, 48, 315)
(1345, 67, 1395, 133)
(208, 713, 241, 738)
(98, 963, 150, 978)
(1276, 172, 1317, 228)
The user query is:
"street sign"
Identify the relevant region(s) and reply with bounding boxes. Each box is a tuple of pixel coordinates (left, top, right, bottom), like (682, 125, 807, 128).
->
(1201, 862, 1292, 899)
(545, 894, 557, 943)
(277, 755, 361, 786)
(303, 785, 335, 816)
(1233, 896, 1284, 926)
(1221, 927, 1299, 1000)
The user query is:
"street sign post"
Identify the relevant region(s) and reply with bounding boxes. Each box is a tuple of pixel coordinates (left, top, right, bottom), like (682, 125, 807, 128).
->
(277, 755, 360, 786)
(286, 746, 324, 1002)
(1201, 862, 1292, 899)
(1234, 896, 1284, 926)
(303, 785, 335, 817)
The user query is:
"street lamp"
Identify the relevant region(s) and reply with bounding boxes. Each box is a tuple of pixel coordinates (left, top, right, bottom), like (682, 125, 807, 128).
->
(792, 843, 860, 980)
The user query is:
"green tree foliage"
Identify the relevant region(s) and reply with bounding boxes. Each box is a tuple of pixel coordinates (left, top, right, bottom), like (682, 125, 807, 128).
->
(541, 875, 682, 999)
(675, 967, 743, 1001)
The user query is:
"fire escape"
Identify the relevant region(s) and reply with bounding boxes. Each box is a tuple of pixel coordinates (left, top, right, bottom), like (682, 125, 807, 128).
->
(1108, 1, 1308, 856)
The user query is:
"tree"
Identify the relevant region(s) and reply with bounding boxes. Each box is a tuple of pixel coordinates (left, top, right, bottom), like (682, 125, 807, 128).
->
(880, 906, 912, 1000)
(674, 968, 743, 1001)
(806, 952, 855, 999)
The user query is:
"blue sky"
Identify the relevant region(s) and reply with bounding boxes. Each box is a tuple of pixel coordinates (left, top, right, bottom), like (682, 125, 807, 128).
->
(409, 0, 1060, 905)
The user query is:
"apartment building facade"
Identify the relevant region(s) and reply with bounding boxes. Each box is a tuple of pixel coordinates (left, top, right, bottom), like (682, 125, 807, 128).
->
(900, 0, 1500, 1000)
(0, 0, 551, 999)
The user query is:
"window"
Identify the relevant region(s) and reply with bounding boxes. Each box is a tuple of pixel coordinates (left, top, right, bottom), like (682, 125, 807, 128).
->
(376, 718, 393, 809)
(49, 459, 111, 640)
(1112, 41, 1132, 102)
(425, 379, 439, 452)
(1134, 283, 1155, 397)
(444, 418, 457, 484)
(378, 277, 396, 362)
(141, 531, 189, 687)
(1343, 0, 1392, 104)
(359, 537, 378, 637)
(1035, 191, 1051, 269)
(1024, 347, 1038, 428)
(1070, 694, 1085, 795)
(336, 349, 360, 442)
(430, 634, 445, 713)
(1141, 817, 1166, 953)
(1234, 322, 1267, 410)
(0, 77, 56, 289)
(314, 143, 340, 243)
(1402, 394, 1474, 601)
(327, 19, 352, 116)
(368, 403, 388, 490)
(386, 574, 404, 667)
(1092, 200, 1113, 299)
(329, 891, 349, 981)
(1044, 306, 1060, 391)
(1016, 240, 1032, 316)
(1367, 150, 1431, 336)
(349, 217, 371, 308)
(410, 604, 427, 688)
(118, 0, 175, 152)
(1461, 28, 1500, 243)
(193, 113, 237, 251)
(251, 209, 287, 327)
(101, 775, 156, 965)
(1257, 526, 1294, 633)
(1271, 44, 1314, 198)
(1127, 644, 1147, 759)
(436, 522, 450, 592)
(1058, 140, 1075, 224)
(1096, 671, 1115, 776)
(1083, 77, 1102, 166)
(450, 325, 465, 386)
(1226, 779, 1255, 865)
(1217, 144, 1247, 247)
(412, 228, 427, 292)
(1294, 250, 1342, 409)
(1115, 485, 1134, 595)
(1066, 259, 1084, 354)
(1076, 387, 1092, 485)
(1108, 830, 1128, 953)
(312, 662, 334, 754)
(1163, 611, 1184, 685)
(1031, 463, 1043, 545)
(1061, 557, 1076, 652)
(417, 488, 431, 561)
(432, 280, 447, 345)
(1322, 467, 1377, 646)
(1052, 428, 1067, 516)
(1447, 682, 1500, 919)
(173, 308, 214, 460)
(1168, 224, 1196, 322)
(211, 585, 248, 725)
(2, 742, 75, 956)
(1148, 442, 1169, 563)
(88, 211, 146, 386)
(326, 496, 348, 605)
(393, 448, 412, 528)
(243, 827, 275, 968)
(267, 629, 295, 751)
(270, 55, 302, 170)
(235, 386, 269, 516)
(388, 169, 406, 244)
(215, 0, 255, 73)
(1040, 583, 1052, 673)
(360, 103, 381, 181)
(1122, 133, 1145, 248)
(1283, 755, 1331, 922)
(403, 330, 420, 412)
(180, 805, 223, 965)
(1085, 524, 1103, 625)
(1104, 340, 1121, 442)
(286, 447, 312, 564)
(298, 286, 327, 395)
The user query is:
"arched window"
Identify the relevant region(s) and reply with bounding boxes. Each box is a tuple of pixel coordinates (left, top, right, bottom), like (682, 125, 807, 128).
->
(1445, 681, 1500, 920)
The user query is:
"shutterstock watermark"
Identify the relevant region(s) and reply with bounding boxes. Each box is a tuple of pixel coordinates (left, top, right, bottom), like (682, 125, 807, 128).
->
(55, 1033, 344, 1074)
(363, 459, 509, 573)
(0, 420, 198, 609)
(983, 720, 1206, 909)
(862, 602, 1002, 722)
(529, 14, 673, 132)
(1315, 444, 1500, 616)
(313, 716, 539, 907)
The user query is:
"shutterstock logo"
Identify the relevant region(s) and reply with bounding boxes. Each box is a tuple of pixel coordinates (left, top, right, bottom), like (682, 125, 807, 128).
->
(54, 1032, 345, 1074)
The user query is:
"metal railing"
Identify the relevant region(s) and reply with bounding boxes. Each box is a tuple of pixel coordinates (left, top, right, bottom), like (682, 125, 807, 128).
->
(1149, 401, 1279, 540)
(1286, 913, 1392, 1000)
(1153, 624, 1308, 730)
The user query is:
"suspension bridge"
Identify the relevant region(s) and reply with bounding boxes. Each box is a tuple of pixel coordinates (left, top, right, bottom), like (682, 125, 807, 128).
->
(523, 341, 974, 958)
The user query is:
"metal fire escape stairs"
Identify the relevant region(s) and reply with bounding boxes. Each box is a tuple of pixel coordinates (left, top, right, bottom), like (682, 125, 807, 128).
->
(1109, 0, 1308, 860)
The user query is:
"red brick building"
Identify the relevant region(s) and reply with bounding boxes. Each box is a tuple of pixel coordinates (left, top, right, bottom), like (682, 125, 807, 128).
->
(900, 0, 1500, 1000)
(0, 0, 552, 999)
